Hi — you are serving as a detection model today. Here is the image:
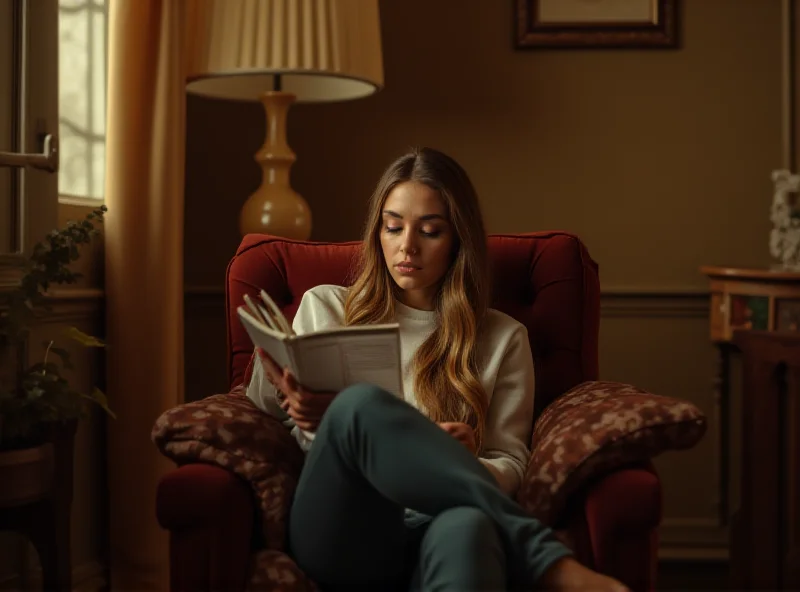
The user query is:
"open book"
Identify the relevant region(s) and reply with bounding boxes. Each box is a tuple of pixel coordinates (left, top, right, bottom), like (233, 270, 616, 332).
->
(237, 290, 403, 397)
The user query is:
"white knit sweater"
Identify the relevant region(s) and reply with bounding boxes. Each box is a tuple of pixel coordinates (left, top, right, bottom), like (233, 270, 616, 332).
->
(246, 284, 536, 497)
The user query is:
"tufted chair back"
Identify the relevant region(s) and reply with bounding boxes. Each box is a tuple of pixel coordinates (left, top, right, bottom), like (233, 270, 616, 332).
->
(225, 232, 600, 419)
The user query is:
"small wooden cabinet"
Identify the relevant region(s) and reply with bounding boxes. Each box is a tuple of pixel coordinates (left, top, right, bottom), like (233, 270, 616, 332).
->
(700, 267, 800, 522)
(731, 330, 800, 590)
(700, 266, 800, 589)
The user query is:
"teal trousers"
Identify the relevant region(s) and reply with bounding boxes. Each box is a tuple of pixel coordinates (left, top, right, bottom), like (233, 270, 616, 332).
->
(287, 384, 571, 591)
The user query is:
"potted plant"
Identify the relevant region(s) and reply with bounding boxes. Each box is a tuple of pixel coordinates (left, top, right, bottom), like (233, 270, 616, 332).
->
(0, 205, 114, 505)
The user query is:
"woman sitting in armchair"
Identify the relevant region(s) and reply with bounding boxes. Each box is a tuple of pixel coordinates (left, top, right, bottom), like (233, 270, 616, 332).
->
(246, 147, 627, 592)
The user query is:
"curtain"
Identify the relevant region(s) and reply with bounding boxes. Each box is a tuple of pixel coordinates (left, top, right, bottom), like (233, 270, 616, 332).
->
(104, 1, 202, 587)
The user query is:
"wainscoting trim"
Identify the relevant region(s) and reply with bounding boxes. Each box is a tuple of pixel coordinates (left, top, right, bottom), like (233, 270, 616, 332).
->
(185, 285, 224, 296)
(0, 255, 25, 290)
(600, 289, 709, 318)
(658, 518, 729, 560)
(47, 288, 104, 300)
(186, 285, 712, 318)
(41, 288, 105, 322)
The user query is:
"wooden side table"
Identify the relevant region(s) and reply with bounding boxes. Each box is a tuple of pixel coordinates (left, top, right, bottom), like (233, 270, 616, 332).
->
(731, 330, 800, 590)
(0, 421, 75, 591)
(700, 266, 800, 586)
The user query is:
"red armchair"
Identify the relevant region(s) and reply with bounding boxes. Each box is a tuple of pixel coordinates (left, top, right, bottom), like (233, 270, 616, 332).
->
(156, 232, 663, 591)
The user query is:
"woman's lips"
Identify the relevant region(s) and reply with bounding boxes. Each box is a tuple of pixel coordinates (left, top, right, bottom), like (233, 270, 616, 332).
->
(396, 263, 420, 273)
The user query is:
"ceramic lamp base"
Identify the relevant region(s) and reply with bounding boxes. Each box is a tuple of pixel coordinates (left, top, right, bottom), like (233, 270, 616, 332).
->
(240, 91, 312, 239)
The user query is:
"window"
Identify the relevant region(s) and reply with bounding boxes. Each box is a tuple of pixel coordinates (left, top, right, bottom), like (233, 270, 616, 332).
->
(58, 0, 107, 205)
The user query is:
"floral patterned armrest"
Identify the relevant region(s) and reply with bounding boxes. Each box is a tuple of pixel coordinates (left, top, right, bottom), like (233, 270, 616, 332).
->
(518, 381, 706, 526)
(151, 390, 305, 549)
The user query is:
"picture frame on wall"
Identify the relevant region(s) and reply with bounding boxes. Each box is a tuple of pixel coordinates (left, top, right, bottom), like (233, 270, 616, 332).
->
(515, 0, 679, 49)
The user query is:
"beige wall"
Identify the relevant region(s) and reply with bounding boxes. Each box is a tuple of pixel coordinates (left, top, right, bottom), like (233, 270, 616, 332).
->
(186, 0, 779, 287)
(183, 0, 784, 564)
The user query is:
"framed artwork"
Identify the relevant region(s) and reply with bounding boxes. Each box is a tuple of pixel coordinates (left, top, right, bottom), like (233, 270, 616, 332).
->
(515, 0, 679, 49)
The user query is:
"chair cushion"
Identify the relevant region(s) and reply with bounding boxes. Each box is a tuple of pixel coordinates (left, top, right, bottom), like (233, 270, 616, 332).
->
(151, 390, 304, 549)
(518, 381, 706, 525)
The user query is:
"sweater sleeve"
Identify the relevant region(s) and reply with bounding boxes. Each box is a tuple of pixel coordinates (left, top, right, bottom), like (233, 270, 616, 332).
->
(478, 325, 536, 497)
(245, 286, 346, 445)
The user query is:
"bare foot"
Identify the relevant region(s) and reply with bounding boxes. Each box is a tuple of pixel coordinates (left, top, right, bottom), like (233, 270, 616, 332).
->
(538, 557, 630, 591)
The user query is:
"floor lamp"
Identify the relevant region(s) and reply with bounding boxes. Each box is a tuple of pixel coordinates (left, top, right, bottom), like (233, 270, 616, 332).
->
(185, 0, 384, 239)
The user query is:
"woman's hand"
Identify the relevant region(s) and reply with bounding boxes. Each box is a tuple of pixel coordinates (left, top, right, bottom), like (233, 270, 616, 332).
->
(257, 348, 337, 432)
(438, 422, 477, 455)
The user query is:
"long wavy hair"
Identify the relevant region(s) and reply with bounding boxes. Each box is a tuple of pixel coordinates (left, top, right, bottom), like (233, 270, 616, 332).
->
(344, 147, 491, 451)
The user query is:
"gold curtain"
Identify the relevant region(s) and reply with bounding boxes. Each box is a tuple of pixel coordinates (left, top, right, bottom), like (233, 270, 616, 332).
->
(104, 1, 208, 588)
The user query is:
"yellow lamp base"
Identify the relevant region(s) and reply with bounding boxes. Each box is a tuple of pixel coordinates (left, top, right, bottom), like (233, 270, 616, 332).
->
(239, 91, 312, 240)
(239, 182, 312, 239)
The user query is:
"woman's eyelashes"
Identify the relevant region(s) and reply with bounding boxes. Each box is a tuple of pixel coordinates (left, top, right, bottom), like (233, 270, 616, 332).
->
(384, 225, 442, 238)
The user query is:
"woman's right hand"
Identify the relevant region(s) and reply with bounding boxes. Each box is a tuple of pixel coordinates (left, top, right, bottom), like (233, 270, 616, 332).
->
(438, 422, 477, 455)
(256, 348, 337, 432)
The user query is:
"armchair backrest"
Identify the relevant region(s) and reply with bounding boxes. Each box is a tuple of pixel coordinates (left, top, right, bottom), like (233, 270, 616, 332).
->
(226, 232, 600, 418)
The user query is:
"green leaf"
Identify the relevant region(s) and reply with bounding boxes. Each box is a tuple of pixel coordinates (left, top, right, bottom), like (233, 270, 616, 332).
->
(0, 207, 110, 448)
(27, 386, 45, 399)
(47, 345, 74, 370)
(81, 387, 116, 419)
(26, 362, 61, 379)
(63, 327, 105, 347)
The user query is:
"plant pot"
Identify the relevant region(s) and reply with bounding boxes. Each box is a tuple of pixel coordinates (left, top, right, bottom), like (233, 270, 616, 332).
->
(0, 442, 54, 507)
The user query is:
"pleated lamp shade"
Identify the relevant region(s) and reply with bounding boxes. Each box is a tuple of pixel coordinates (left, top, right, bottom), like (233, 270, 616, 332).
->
(185, 0, 384, 240)
(186, 0, 384, 101)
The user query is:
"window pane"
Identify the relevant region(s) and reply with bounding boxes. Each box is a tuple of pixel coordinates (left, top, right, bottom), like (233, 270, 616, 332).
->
(58, 0, 106, 202)
(0, 0, 16, 251)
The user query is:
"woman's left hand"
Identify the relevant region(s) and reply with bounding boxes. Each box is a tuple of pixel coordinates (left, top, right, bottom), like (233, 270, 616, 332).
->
(438, 422, 477, 455)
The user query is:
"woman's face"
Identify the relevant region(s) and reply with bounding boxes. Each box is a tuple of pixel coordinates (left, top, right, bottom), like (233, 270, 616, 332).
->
(380, 181, 455, 311)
